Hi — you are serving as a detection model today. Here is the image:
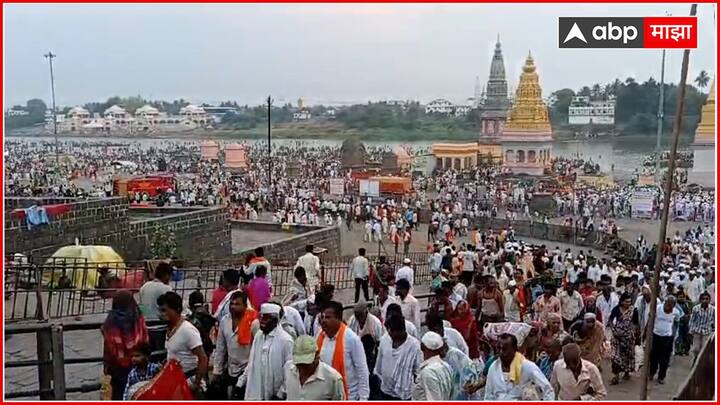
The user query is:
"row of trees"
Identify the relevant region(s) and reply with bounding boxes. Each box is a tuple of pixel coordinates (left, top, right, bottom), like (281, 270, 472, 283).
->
(8, 71, 712, 135)
(550, 71, 711, 135)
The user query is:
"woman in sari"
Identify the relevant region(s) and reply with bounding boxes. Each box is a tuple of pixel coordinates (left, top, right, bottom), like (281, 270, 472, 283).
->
(607, 292, 639, 384)
(101, 291, 149, 400)
(450, 300, 481, 359)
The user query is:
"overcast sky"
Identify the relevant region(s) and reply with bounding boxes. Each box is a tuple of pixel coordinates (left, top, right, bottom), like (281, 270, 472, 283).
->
(3, 3, 716, 107)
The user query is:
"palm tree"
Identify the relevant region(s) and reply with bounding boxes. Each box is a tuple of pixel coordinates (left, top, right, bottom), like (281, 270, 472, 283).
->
(695, 70, 710, 89)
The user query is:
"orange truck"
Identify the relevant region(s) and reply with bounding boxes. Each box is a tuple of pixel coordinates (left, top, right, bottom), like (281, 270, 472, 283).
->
(113, 173, 175, 199)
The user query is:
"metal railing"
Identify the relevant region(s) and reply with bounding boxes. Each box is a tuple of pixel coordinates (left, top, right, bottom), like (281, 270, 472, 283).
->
(5, 252, 433, 322)
(4, 294, 436, 400)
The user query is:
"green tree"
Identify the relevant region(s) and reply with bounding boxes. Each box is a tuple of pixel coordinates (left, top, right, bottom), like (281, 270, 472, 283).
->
(695, 70, 710, 90)
(149, 225, 177, 259)
(549, 88, 575, 125)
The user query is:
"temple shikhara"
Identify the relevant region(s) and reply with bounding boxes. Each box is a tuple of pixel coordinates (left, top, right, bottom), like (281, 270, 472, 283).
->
(500, 52, 553, 175)
(689, 77, 716, 188)
(480, 35, 510, 139)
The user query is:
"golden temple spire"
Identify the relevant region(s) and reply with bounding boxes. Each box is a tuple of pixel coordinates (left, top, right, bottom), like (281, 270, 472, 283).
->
(694, 76, 715, 145)
(503, 51, 552, 133)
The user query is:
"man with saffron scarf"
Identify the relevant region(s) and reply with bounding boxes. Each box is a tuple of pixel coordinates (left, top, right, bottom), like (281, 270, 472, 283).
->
(102, 291, 149, 400)
(317, 301, 370, 400)
(484, 333, 554, 400)
(212, 291, 258, 399)
(237, 303, 293, 400)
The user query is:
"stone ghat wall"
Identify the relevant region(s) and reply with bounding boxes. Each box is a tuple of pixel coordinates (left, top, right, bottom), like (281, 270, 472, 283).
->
(5, 198, 231, 261)
(231, 220, 342, 259)
(5, 197, 130, 258)
(127, 207, 231, 260)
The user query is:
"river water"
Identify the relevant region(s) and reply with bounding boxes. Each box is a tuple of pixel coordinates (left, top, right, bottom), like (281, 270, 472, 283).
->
(7, 135, 666, 179)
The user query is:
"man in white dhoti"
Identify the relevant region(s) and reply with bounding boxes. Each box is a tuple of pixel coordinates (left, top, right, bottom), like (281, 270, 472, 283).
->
(484, 333, 555, 400)
(412, 332, 454, 400)
(237, 303, 294, 400)
(374, 315, 422, 400)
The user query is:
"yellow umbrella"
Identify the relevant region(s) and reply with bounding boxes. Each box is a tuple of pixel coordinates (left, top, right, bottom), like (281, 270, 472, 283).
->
(44, 245, 126, 290)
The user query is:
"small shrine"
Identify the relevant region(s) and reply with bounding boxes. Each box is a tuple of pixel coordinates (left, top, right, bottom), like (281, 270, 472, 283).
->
(689, 77, 715, 188)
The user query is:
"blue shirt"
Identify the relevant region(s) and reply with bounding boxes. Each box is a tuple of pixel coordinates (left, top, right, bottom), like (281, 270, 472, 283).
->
(123, 362, 162, 400)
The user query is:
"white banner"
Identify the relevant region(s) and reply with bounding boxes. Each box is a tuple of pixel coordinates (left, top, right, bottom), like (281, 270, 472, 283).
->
(631, 189, 656, 219)
(329, 179, 344, 196)
(359, 179, 380, 197)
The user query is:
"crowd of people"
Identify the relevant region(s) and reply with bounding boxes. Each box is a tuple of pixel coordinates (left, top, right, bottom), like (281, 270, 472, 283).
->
(98, 206, 715, 401)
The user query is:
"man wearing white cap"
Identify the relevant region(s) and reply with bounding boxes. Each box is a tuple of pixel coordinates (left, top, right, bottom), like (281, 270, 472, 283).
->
(687, 270, 705, 303)
(396, 258, 415, 291)
(412, 332, 454, 400)
(283, 335, 345, 400)
(238, 303, 294, 400)
(503, 280, 522, 322)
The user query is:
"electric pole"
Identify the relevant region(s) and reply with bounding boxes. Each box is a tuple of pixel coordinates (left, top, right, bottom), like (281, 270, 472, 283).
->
(654, 47, 666, 182)
(267, 96, 273, 194)
(44, 51, 59, 165)
(640, 3, 697, 400)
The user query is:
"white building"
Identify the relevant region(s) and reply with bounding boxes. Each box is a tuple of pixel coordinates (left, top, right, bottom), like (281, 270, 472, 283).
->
(6, 109, 29, 116)
(454, 105, 472, 117)
(293, 110, 312, 121)
(568, 95, 615, 125)
(425, 98, 455, 115)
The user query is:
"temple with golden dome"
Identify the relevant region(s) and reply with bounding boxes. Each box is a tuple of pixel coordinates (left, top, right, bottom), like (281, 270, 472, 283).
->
(500, 51, 553, 176)
(689, 77, 715, 188)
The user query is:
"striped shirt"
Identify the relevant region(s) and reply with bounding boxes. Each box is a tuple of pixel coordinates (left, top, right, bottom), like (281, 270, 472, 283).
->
(689, 304, 715, 335)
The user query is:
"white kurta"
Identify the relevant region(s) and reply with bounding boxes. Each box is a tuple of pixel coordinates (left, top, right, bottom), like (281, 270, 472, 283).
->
(484, 358, 555, 400)
(374, 334, 423, 399)
(411, 355, 454, 401)
(238, 327, 294, 400)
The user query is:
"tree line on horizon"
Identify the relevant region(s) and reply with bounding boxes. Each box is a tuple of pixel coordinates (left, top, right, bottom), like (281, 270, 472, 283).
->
(6, 71, 712, 136)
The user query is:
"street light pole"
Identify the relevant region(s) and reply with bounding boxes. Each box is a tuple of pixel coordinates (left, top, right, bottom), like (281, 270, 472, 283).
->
(267, 96, 273, 194)
(640, 4, 697, 400)
(44, 51, 59, 165)
(653, 18, 668, 183)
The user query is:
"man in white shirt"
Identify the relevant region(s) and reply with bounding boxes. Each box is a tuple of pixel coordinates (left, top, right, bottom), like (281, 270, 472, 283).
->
(347, 301, 385, 342)
(317, 301, 370, 400)
(395, 279, 421, 330)
(212, 291, 259, 399)
(295, 245, 321, 293)
(596, 285, 619, 330)
(375, 315, 423, 400)
(350, 248, 370, 303)
(503, 280, 522, 322)
(460, 245, 477, 286)
(238, 303, 294, 400)
(283, 335, 346, 400)
(396, 258, 415, 291)
(373, 284, 397, 323)
(138, 263, 173, 320)
(649, 296, 682, 384)
(485, 333, 555, 400)
(412, 332, 454, 400)
(558, 283, 584, 331)
(587, 262, 602, 283)
(281, 305, 306, 339)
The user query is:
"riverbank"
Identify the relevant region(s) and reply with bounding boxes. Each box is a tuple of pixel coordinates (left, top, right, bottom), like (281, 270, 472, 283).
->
(7, 125, 696, 146)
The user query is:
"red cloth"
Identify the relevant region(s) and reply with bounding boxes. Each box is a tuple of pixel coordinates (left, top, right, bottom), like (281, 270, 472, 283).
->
(210, 286, 230, 314)
(10, 203, 72, 220)
(133, 359, 194, 400)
